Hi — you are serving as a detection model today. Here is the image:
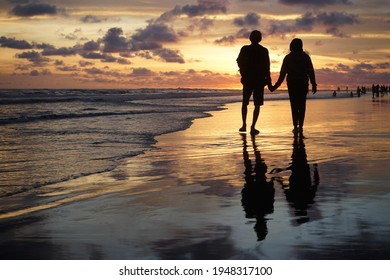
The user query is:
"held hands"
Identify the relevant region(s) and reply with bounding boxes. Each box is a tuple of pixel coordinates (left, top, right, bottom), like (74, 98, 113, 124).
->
(269, 83, 317, 93)
(267, 84, 275, 92)
(268, 82, 281, 92)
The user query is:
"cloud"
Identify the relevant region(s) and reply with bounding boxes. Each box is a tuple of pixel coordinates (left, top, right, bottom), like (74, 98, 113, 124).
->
(0, 35, 54, 50)
(132, 23, 179, 45)
(78, 60, 94, 67)
(80, 15, 107, 23)
(131, 67, 155, 77)
(10, 2, 58, 17)
(83, 40, 100, 52)
(268, 11, 359, 37)
(214, 28, 251, 45)
(102, 27, 130, 53)
(188, 18, 215, 33)
(80, 52, 108, 60)
(152, 48, 185, 63)
(56, 65, 78, 72)
(0, 36, 33, 49)
(279, 0, 351, 6)
(156, 0, 228, 22)
(214, 35, 236, 45)
(316, 62, 390, 87)
(42, 46, 77, 56)
(214, 13, 259, 45)
(84, 67, 105, 75)
(16, 50, 50, 65)
(233, 13, 260, 27)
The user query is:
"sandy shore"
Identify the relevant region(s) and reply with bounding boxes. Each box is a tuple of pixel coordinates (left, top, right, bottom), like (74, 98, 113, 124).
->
(0, 95, 389, 259)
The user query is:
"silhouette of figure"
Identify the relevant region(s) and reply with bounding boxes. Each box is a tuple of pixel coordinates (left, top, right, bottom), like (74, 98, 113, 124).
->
(241, 135, 275, 240)
(284, 137, 319, 224)
(237, 30, 272, 136)
(272, 38, 317, 136)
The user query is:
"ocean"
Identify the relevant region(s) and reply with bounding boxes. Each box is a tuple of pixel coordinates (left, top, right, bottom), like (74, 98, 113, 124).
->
(1, 88, 389, 260)
(0, 88, 373, 197)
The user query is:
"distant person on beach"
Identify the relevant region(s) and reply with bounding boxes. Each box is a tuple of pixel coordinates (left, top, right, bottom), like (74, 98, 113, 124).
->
(237, 30, 272, 135)
(271, 38, 317, 136)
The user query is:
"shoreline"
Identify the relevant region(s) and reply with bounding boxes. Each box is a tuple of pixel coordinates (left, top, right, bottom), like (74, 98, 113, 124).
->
(0, 94, 389, 259)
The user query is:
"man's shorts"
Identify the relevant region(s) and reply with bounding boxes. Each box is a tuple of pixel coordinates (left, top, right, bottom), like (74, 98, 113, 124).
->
(242, 82, 265, 106)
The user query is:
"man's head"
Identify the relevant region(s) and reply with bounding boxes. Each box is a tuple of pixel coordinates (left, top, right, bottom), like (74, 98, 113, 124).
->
(249, 30, 262, 44)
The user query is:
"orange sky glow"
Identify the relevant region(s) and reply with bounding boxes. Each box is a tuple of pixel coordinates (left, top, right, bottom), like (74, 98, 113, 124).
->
(0, 0, 389, 89)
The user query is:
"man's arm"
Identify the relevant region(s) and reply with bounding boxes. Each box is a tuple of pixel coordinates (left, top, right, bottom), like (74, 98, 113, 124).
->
(307, 56, 317, 94)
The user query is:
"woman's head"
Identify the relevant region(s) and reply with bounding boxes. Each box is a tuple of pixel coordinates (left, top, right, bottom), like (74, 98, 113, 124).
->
(290, 38, 303, 52)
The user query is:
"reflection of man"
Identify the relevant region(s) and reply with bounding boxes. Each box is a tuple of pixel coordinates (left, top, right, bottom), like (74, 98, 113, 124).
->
(284, 137, 319, 224)
(241, 135, 274, 240)
(237, 30, 272, 135)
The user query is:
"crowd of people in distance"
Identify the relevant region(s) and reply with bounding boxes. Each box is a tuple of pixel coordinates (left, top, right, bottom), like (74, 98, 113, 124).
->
(372, 84, 389, 97)
(332, 84, 389, 98)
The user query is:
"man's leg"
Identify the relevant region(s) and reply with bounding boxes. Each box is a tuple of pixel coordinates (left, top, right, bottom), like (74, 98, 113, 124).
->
(250, 105, 260, 135)
(250, 84, 263, 135)
(240, 85, 251, 132)
(240, 104, 247, 132)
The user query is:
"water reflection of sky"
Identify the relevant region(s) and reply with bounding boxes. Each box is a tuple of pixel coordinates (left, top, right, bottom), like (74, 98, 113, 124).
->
(1, 96, 389, 259)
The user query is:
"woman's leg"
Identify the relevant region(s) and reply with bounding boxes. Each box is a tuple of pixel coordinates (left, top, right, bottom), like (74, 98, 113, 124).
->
(288, 88, 299, 133)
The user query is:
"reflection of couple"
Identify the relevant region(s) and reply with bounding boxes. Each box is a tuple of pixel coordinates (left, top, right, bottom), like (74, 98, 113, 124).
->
(241, 135, 319, 240)
(237, 30, 317, 137)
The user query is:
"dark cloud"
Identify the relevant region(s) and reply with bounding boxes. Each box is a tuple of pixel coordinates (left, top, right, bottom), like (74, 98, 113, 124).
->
(84, 67, 105, 75)
(10, 3, 58, 17)
(316, 62, 390, 86)
(279, 0, 351, 6)
(78, 60, 94, 67)
(117, 57, 131, 65)
(131, 68, 155, 76)
(214, 28, 251, 45)
(83, 40, 100, 52)
(268, 11, 359, 37)
(54, 59, 63, 66)
(0, 36, 55, 50)
(56, 65, 78, 72)
(80, 52, 107, 60)
(152, 48, 185, 63)
(16, 50, 50, 65)
(132, 23, 179, 45)
(188, 17, 215, 33)
(42, 46, 77, 56)
(102, 27, 130, 53)
(157, 0, 228, 22)
(130, 40, 162, 52)
(233, 13, 260, 27)
(0, 36, 33, 49)
(214, 35, 236, 45)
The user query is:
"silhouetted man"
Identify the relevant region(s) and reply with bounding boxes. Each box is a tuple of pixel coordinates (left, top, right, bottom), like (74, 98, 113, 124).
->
(237, 30, 271, 135)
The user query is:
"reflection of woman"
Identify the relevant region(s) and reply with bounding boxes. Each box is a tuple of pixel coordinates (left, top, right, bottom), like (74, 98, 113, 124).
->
(284, 138, 319, 224)
(273, 38, 317, 136)
(241, 135, 274, 240)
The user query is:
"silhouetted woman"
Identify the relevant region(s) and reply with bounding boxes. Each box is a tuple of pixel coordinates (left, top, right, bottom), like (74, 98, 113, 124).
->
(273, 38, 317, 136)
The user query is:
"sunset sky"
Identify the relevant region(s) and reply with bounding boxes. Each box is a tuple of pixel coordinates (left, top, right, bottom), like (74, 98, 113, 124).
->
(0, 0, 389, 89)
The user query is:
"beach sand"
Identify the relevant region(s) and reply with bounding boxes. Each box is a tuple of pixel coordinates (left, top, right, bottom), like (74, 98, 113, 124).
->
(0, 95, 389, 259)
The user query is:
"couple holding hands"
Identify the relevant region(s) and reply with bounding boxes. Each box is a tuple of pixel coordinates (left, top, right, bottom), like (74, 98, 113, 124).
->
(237, 30, 317, 136)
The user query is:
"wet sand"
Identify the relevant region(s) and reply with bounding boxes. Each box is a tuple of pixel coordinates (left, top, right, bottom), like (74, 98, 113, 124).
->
(0, 95, 389, 259)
